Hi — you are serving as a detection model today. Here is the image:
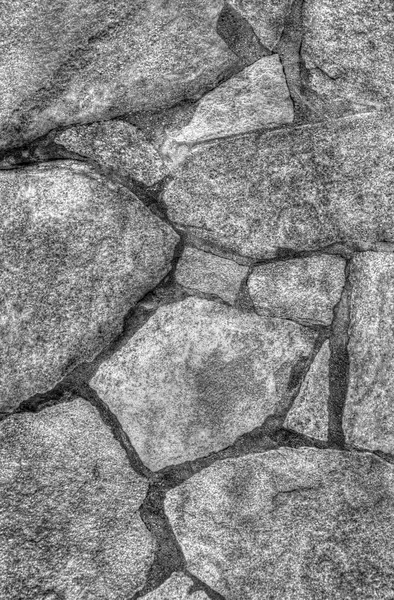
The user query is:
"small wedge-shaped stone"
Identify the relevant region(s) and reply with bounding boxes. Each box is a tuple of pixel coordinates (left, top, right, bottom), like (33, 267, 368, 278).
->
(0, 162, 177, 412)
(166, 449, 394, 600)
(227, 0, 294, 49)
(144, 573, 209, 600)
(249, 256, 345, 325)
(344, 253, 394, 453)
(0, 398, 154, 599)
(163, 112, 394, 260)
(91, 298, 316, 470)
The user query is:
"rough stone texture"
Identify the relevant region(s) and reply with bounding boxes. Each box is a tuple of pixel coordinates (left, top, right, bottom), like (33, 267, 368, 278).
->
(227, 0, 293, 50)
(0, 0, 238, 149)
(161, 56, 293, 166)
(144, 573, 209, 600)
(302, 0, 394, 116)
(248, 256, 345, 326)
(166, 449, 394, 600)
(163, 112, 394, 260)
(344, 253, 394, 454)
(0, 398, 154, 599)
(176, 247, 248, 304)
(284, 340, 330, 440)
(54, 120, 168, 185)
(91, 298, 316, 471)
(0, 162, 178, 412)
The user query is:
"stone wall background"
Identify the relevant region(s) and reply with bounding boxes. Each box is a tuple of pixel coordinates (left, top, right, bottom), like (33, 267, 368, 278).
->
(1, 1, 394, 598)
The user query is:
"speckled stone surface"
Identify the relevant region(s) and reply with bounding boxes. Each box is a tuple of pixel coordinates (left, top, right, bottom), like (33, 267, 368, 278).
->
(143, 573, 209, 600)
(166, 449, 394, 600)
(0, 398, 154, 600)
(227, 0, 293, 49)
(0, 162, 177, 412)
(91, 297, 316, 471)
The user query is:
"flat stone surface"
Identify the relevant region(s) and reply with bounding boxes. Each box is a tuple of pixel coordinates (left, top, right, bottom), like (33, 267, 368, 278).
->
(227, 0, 293, 49)
(344, 253, 394, 454)
(0, 398, 154, 600)
(176, 247, 248, 304)
(0, 0, 238, 148)
(144, 573, 209, 600)
(302, 0, 394, 115)
(166, 449, 394, 600)
(55, 120, 168, 185)
(163, 112, 394, 260)
(0, 162, 177, 412)
(284, 340, 330, 440)
(248, 256, 345, 325)
(91, 298, 316, 471)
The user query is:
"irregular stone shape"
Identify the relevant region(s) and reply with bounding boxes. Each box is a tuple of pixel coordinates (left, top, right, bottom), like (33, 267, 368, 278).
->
(344, 253, 394, 453)
(284, 340, 330, 440)
(166, 449, 394, 600)
(0, 162, 177, 412)
(91, 298, 316, 471)
(144, 573, 209, 600)
(249, 256, 345, 326)
(302, 0, 394, 115)
(163, 112, 394, 260)
(161, 56, 293, 166)
(55, 120, 168, 185)
(227, 0, 293, 49)
(0, 0, 238, 149)
(0, 398, 154, 599)
(176, 247, 248, 304)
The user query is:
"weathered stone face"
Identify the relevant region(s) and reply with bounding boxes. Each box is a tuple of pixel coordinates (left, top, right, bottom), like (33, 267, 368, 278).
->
(91, 297, 317, 471)
(0, 398, 154, 599)
(227, 0, 294, 49)
(166, 449, 394, 600)
(0, 162, 178, 412)
(144, 573, 209, 600)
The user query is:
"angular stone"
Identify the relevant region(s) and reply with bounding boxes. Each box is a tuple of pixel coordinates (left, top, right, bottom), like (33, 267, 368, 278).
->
(0, 398, 154, 599)
(55, 120, 168, 185)
(284, 340, 330, 440)
(176, 247, 248, 304)
(0, 162, 177, 412)
(302, 0, 394, 115)
(249, 256, 345, 326)
(166, 449, 394, 600)
(227, 0, 294, 49)
(91, 298, 316, 471)
(163, 112, 394, 260)
(144, 573, 209, 600)
(344, 253, 394, 454)
(0, 0, 238, 149)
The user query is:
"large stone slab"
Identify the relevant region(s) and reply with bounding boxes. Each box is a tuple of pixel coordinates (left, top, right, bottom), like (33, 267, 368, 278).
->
(144, 573, 209, 600)
(0, 162, 177, 412)
(163, 112, 394, 260)
(0, 0, 237, 149)
(0, 398, 154, 599)
(91, 298, 316, 471)
(166, 449, 394, 600)
(344, 253, 394, 453)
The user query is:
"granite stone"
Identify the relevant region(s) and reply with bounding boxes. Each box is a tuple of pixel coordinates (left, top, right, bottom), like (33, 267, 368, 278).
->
(144, 573, 209, 600)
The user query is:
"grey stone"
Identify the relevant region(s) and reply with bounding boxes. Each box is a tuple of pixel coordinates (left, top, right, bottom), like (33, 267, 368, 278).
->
(0, 0, 238, 149)
(284, 340, 330, 440)
(166, 449, 394, 600)
(163, 112, 394, 260)
(176, 247, 248, 304)
(248, 256, 345, 326)
(344, 253, 394, 454)
(0, 162, 177, 412)
(55, 120, 168, 185)
(91, 297, 316, 471)
(0, 398, 154, 599)
(144, 573, 209, 600)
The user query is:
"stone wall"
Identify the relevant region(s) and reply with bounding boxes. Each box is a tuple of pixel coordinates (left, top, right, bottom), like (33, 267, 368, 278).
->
(1, 1, 394, 598)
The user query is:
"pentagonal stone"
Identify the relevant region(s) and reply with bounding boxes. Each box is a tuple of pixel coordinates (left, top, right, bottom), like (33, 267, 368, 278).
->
(144, 573, 209, 600)
(91, 297, 317, 471)
(0, 162, 177, 412)
(166, 449, 394, 600)
(0, 398, 154, 599)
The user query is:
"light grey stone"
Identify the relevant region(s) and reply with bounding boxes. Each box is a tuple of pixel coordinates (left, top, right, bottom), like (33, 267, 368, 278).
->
(176, 247, 248, 304)
(166, 449, 394, 600)
(344, 253, 394, 454)
(248, 256, 345, 326)
(163, 112, 394, 260)
(284, 340, 330, 440)
(0, 162, 177, 412)
(0, 398, 154, 600)
(91, 297, 316, 471)
(144, 573, 209, 600)
(55, 120, 168, 185)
